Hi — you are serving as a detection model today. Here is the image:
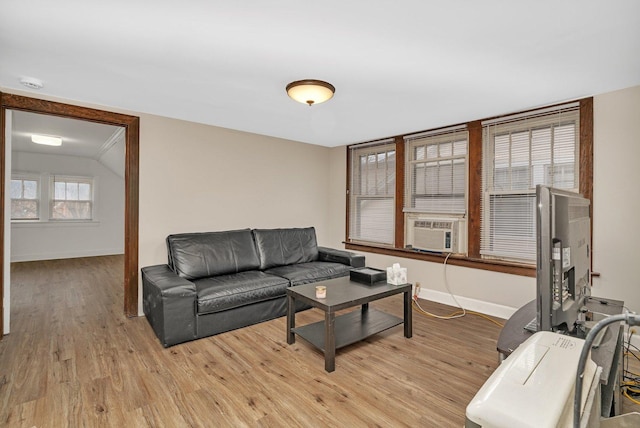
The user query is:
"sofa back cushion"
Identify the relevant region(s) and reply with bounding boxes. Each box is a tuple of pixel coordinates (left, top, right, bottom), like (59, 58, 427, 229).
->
(167, 229, 261, 280)
(253, 227, 319, 270)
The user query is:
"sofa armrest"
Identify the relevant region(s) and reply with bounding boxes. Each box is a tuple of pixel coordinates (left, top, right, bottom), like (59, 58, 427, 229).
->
(318, 247, 365, 268)
(142, 264, 197, 347)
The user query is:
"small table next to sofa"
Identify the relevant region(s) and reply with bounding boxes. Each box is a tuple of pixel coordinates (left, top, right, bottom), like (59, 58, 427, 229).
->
(286, 277, 412, 372)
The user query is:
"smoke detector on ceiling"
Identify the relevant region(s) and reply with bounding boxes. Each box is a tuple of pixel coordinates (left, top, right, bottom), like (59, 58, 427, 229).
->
(19, 77, 44, 90)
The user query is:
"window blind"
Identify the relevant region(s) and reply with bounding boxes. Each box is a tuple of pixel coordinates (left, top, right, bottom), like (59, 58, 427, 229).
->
(51, 175, 94, 220)
(480, 103, 580, 262)
(10, 176, 40, 220)
(348, 140, 396, 245)
(404, 125, 468, 215)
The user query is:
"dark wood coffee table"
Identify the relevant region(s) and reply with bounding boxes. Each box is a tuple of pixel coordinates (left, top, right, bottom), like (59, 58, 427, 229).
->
(286, 277, 412, 372)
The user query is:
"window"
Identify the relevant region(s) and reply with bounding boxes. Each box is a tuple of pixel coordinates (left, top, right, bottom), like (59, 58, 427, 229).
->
(345, 98, 592, 276)
(480, 103, 580, 262)
(348, 140, 396, 245)
(404, 126, 468, 215)
(10, 175, 40, 220)
(50, 176, 94, 220)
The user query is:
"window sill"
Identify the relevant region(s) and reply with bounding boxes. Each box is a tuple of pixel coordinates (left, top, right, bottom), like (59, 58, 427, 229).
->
(11, 220, 101, 228)
(344, 242, 535, 277)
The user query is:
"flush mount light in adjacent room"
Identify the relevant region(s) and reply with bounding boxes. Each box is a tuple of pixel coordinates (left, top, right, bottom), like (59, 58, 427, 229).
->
(286, 79, 335, 106)
(31, 134, 62, 146)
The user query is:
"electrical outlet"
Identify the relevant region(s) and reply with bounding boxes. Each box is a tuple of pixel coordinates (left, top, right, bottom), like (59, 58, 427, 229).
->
(414, 282, 421, 297)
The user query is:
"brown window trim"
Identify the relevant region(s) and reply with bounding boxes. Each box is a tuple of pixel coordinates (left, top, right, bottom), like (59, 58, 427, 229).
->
(344, 242, 536, 276)
(345, 97, 593, 277)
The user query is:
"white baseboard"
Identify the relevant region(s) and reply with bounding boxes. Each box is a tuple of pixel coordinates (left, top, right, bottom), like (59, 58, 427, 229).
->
(10, 248, 123, 263)
(418, 288, 518, 321)
(418, 288, 640, 353)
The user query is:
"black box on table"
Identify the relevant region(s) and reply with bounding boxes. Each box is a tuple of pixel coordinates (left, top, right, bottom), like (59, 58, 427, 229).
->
(350, 267, 387, 285)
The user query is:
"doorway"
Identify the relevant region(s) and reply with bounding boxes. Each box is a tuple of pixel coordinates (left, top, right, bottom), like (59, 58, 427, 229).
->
(0, 92, 140, 336)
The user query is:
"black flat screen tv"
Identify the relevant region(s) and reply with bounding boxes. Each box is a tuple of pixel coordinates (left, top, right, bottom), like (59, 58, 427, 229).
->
(536, 185, 591, 333)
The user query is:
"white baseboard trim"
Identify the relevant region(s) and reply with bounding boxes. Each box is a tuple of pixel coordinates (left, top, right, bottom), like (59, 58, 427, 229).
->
(418, 288, 518, 321)
(11, 248, 123, 263)
(419, 288, 640, 350)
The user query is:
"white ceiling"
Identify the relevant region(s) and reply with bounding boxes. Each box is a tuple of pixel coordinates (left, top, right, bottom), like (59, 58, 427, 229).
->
(1, 1, 639, 148)
(10, 111, 122, 159)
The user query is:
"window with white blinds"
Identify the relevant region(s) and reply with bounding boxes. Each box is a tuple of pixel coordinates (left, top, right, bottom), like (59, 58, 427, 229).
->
(348, 140, 396, 245)
(480, 103, 580, 262)
(10, 174, 40, 220)
(404, 126, 468, 215)
(50, 176, 94, 220)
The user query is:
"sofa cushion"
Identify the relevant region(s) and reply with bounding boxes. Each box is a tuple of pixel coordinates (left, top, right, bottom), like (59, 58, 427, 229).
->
(264, 261, 351, 286)
(193, 271, 290, 315)
(167, 229, 261, 280)
(253, 227, 319, 270)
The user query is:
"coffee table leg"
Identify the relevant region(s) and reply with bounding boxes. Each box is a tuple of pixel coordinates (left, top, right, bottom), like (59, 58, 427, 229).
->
(404, 290, 413, 338)
(287, 294, 295, 344)
(325, 311, 336, 372)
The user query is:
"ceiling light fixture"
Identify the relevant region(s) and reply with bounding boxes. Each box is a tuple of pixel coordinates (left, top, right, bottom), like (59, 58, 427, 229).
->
(31, 134, 62, 146)
(20, 77, 44, 90)
(286, 79, 335, 106)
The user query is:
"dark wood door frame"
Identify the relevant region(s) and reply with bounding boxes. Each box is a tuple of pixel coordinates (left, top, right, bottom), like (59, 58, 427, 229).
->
(0, 92, 140, 336)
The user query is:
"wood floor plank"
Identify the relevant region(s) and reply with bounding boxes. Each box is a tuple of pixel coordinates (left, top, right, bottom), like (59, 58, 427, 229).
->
(2, 255, 638, 427)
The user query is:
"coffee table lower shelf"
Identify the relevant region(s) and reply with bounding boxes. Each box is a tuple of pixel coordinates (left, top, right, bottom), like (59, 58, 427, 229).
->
(292, 308, 403, 351)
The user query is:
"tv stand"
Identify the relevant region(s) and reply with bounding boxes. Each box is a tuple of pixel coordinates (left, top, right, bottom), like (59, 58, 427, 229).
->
(497, 296, 624, 417)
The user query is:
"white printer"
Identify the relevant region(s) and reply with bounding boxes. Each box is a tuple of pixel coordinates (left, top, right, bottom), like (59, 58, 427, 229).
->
(465, 331, 601, 428)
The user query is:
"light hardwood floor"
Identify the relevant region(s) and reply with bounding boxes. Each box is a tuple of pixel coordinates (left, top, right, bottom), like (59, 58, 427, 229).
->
(1, 256, 637, 427)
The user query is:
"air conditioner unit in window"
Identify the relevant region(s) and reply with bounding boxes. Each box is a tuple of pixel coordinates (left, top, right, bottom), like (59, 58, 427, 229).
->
(406, 216, 467, 254)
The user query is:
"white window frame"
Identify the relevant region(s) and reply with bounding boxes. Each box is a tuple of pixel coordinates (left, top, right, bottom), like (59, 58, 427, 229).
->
(480, 103, 580, 263)
(49, 175, 95, 221)
(10, 173, 41, 221)
(348, 140, 396, 246)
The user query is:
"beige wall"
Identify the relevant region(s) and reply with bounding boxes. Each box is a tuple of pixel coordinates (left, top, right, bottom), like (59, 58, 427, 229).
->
(4, 84, 639, 319)
(327, 150, 535, 318)
(327, 144, 531, 316)
(327, 146, 348, 248)
(137, 114, 334, 312)
(592, 85, 640, 310)
(1, 88, 337, 318)
(328, 84, 640, 317)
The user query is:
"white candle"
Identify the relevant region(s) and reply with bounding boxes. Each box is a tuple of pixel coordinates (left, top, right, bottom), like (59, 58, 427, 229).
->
(315, 285, 327, 298)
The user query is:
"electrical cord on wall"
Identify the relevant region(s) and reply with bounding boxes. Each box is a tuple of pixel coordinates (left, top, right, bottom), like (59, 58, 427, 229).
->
(412, 252, 504, 328)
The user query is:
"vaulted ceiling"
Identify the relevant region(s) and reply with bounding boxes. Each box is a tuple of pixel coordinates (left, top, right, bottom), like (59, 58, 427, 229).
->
(11, 111, 122, 159)
(1, 1, 639, 147)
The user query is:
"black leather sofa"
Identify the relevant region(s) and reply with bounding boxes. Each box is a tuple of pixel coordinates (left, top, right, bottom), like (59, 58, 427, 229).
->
(141, 227, 365, 347)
